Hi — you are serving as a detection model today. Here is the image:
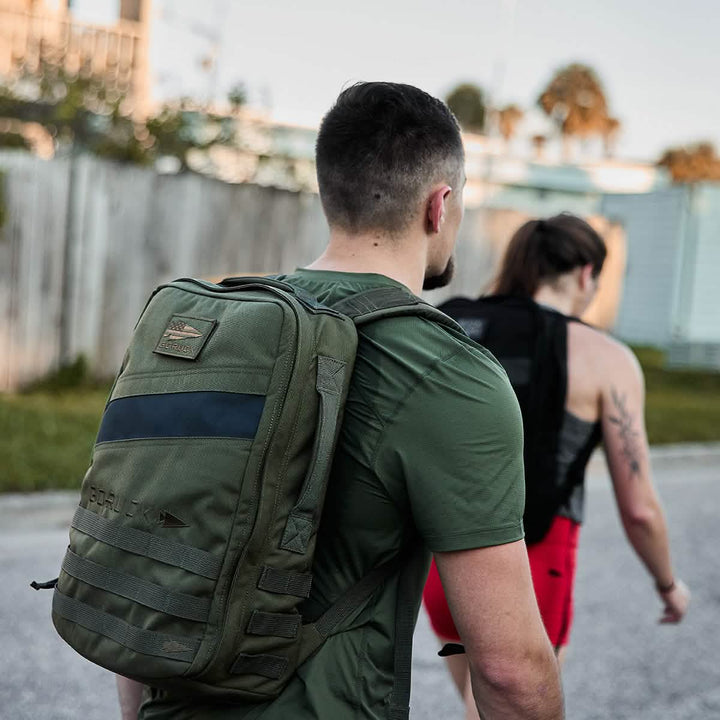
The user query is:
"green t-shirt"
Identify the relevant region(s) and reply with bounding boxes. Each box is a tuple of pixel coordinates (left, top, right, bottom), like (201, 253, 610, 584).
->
(140, 270, 525, 720)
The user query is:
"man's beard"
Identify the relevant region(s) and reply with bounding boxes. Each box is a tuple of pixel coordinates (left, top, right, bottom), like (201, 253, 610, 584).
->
(423, 256, 455, 291)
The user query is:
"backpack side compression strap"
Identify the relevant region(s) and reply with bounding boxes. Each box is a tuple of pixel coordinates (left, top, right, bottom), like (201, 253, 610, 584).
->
(386, 550, 428, 720)
(298, 549, 420, 720)
(280, 356, 348, 555)
(297, 552, 407, 657)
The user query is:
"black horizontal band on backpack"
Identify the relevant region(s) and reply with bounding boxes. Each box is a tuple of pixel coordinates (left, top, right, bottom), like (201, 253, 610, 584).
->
(246, 610, 301, 639)
(96, 391, 266, 443)
(61, 549, 211, 623)
(72, 507, 222, 580)
(257, 566, 312, 598)
(52, 589, 200, 663)
(230, 652, 289, 679)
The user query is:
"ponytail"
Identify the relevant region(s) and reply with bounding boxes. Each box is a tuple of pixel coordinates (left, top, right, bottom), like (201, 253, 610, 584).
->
(494, 214, 606, 297)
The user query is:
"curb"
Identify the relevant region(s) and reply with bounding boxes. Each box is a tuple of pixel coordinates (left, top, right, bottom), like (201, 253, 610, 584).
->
(0, 490, 79, 531)
(645, 441, 720, 459)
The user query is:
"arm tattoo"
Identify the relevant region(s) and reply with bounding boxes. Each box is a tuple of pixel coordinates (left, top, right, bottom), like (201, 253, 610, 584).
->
(608, 387, 642, 476)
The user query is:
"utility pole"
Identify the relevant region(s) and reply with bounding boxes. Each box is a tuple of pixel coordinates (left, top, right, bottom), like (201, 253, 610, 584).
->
(483, 0, 519, 197)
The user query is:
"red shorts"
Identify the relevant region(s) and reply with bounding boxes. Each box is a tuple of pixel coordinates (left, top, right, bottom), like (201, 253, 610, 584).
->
(422, 516, 580, 648)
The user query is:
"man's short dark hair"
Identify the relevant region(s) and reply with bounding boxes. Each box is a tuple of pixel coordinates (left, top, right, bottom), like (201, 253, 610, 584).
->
(316, 82, 464, 235)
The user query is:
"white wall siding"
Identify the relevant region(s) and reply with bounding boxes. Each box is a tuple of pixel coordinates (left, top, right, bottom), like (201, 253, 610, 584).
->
(685, 185, 720, 342)
(600, 189, 687, 346)
(0, 154, 69, 390)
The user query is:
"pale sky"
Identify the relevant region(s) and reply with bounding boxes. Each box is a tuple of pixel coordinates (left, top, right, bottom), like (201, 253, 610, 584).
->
(75, 0, 720, 162)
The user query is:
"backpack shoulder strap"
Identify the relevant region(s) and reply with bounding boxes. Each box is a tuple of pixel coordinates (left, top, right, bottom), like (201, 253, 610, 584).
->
(331, 286, 464, 333)
(298, 547, 423, 720)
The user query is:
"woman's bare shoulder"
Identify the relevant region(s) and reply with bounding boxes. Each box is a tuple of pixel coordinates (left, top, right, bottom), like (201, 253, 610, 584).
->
(568, 321, 641, 379)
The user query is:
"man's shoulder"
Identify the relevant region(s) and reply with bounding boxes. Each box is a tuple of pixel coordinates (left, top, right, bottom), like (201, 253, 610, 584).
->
(280, 269, 510, 391)
(361, 311, 508, 383)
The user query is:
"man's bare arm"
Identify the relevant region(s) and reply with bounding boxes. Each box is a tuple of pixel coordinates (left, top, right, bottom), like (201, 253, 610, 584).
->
(116, 675, 144, 720)
(435, 540, 564, 720)
(601, 345, 690, 623)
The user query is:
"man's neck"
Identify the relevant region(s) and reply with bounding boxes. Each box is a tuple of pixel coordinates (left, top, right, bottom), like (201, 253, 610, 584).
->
(307, 228, 428, 295)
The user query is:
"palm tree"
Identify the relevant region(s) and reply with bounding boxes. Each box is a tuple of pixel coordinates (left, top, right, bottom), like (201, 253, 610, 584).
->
(658, 142, 720, 183)
(602, 117, 621, 158)
(497, 104, 524, 144)
(227, 82, 247, 115)
(531, 134, 547, 161)
(445, 83, 486, 134)
(537, 63, 609, 159)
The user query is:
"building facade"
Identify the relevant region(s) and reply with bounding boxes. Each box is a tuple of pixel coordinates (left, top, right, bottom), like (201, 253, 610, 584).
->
(0, 0, 151, 116)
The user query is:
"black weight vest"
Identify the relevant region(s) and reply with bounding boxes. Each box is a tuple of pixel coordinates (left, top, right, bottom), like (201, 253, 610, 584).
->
(439, 294, 600, 544)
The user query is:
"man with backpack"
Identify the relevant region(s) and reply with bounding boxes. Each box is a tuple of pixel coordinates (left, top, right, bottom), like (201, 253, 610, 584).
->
(107, 81, 563, 719)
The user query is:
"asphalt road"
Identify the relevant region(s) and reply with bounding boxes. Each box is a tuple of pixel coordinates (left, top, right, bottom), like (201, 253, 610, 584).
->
(1, 446, 719, 720)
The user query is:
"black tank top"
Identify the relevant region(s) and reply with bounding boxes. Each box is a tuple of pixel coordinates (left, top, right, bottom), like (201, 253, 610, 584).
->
(438, 295, 602, 543)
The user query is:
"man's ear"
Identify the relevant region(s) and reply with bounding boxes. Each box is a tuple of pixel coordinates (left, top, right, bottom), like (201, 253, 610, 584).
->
(427, 185, 452, 234)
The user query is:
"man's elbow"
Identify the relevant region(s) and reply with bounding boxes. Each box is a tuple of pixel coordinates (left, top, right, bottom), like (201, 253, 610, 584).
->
(468, 646, 562, 712)
(470, 652, 553, 692)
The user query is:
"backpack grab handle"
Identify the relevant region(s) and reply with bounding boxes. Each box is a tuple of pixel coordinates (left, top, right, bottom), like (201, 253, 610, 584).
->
(280, 356, 347, 555)
(219, 276, 295, 292)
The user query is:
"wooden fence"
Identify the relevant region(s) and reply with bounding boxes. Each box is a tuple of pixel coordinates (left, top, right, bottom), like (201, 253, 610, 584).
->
(0, 151, 623, 391)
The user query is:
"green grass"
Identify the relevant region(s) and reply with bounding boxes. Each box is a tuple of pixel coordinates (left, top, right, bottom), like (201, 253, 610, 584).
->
(1, 347, 719, 493)
(0, 387, 109, 492)
(633, 346, 720, 445)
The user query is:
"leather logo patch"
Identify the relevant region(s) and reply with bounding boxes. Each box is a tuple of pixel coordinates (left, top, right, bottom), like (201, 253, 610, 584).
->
(154, 315, 217, 360)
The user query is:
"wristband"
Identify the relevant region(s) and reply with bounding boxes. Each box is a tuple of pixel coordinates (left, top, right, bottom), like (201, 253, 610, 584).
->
(656, 579, 676, 593)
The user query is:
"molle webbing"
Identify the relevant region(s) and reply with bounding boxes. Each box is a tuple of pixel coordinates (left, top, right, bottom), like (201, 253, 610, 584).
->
(61, 549, 211, 623)
(52, 590, 199, 663)
(247, 611, 301, 639)
(72, 507, 222, 580)
(230, 652, 289, 679)
(257, 566, 313, 598)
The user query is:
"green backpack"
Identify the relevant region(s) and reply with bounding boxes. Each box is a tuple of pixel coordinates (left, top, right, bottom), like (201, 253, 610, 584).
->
(36, 276, 460, 703)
